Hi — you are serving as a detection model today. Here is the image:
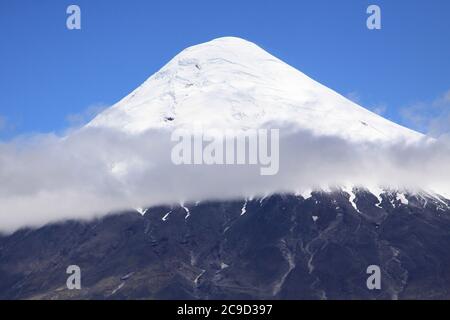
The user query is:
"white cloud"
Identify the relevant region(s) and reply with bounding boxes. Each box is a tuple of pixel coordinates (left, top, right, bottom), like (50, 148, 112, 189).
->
(0, 115, 17, 136)
(346, 92, 386, 115)
(66, 104, 109, 128)
(0, 116, 6, 131)
(0, 115, 9, 131)
(346, 91, 361, 104)
(0, 123, 449, 234)
(401, 89, 450, 138)
(371, 104, 387, 116)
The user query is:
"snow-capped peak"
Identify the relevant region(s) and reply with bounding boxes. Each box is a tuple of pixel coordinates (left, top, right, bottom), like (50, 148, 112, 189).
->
(88, 36, 423, 143)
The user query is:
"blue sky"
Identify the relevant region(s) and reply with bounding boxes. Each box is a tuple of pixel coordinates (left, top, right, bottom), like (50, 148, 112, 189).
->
(0, 0, 449, 138)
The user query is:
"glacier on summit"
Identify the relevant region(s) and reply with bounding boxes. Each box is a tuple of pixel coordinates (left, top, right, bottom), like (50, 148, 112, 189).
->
(88, 37, 423, 143)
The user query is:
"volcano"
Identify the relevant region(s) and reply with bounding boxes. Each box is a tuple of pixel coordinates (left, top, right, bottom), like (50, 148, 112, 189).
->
(0, 37, 449, 300)
(88, 37, 422, 143)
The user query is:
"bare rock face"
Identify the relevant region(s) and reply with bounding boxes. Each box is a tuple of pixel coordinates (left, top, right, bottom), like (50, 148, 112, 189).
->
(1, 189, 450, 300)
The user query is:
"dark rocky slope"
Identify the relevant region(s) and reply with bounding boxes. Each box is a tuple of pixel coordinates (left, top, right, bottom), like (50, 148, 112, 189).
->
(1, 189, 450, 300)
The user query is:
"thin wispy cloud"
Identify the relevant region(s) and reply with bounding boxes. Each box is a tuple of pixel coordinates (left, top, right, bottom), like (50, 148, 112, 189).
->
(346, 91, 362, 104)
(0, 115, 6, 131)
(65, 104, 109, 128)
(346, 91, 387, 115)
(371, 104, 387, 116)
(0, 115, 16, 136)
(401, 89, 450, 138)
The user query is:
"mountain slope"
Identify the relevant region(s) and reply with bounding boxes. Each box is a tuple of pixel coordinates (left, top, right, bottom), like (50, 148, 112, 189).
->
(1, 189, 450, 299)
(88, 37, 422, 143)
(0, 38, 449, 300)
